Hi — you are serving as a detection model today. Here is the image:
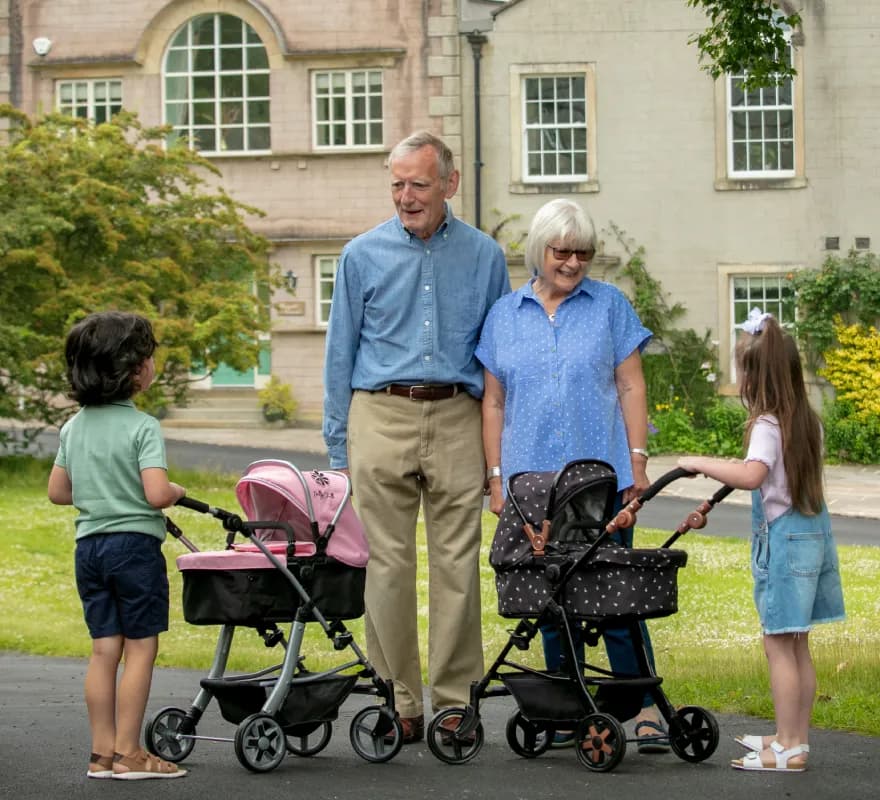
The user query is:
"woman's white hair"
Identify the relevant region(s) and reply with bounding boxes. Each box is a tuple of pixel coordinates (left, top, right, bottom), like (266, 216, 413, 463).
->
(524, 198, 596, 276)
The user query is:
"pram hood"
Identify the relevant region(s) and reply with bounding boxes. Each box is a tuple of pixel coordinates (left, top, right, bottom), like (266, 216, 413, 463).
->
(235, 459, 369, 568)
(490, 459, 618, 570)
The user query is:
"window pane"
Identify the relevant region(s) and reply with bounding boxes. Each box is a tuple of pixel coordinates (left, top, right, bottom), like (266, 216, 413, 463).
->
(525, 78, 539, 100)
(353, 96, 366, 119)
(193, 48, 215, 72)
(220, 48, 243, 71)
(369, 122, 382, 143)
(247, 73, 269, 96)
(193, 101, 214, 124)
(316, 97, 329, 122)
(191, 16, 215, 46)
(353, 122, 366, 145)
(248, 100, 269, 123)
(315, 73, 329, 92)
(219, 14, 243, 44)
(166, 103, 188, 125)
(221, 101, 243, 124)
(369, 96, 382, 117)
(248, 126, 270, 150)
(193, 76, 214, 99)
(166, 76, 189, 101)
(166, 49, 188, 73)
(221, 127, 243, 150)
(221, 75, 243, 98)
(194, 127, 216, 150)
(780, 142, 794, 170)
(332, 124, 346, 145)
(247, 46, 268, 70)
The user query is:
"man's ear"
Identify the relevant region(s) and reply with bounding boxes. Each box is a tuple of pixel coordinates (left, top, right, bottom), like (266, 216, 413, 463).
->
(444, 169, 460, 199)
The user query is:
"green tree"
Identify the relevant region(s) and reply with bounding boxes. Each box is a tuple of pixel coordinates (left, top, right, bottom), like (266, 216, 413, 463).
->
(0, 106, 276, 448)
(687, 0, 801, 89)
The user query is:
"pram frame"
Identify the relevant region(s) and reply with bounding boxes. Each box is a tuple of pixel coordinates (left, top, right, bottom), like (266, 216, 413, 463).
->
(144, 462, 404, 773)
(426, 462, 734, 772)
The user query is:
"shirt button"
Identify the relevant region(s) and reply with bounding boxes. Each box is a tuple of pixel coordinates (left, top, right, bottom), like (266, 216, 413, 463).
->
(424, 320, 430, 326)
(425, 285, 431, 291)
(424, 355, 431, 361)
(426, 249, 431, 254)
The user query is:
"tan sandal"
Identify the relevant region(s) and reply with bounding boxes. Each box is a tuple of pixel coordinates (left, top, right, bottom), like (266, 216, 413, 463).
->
(112, 749, 187, 780)
(87, 753, 114, 779)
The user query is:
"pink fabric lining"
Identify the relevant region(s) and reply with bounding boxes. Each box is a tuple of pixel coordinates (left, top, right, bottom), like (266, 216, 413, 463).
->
(234, 460, 369, 568)
(177, 541, 315, 572)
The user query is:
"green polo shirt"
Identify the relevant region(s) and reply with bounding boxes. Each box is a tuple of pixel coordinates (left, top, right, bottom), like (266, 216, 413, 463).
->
(54, 400, 169, 540)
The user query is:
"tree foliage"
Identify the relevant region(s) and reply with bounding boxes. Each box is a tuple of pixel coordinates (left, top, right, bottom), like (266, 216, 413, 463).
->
(0, 106, 276, 448)
(789, 250, 880, 373)
(687, 0, 801, 89)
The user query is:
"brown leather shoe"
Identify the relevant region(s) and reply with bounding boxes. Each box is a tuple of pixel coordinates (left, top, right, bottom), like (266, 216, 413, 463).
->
(388, 714, 424, 745)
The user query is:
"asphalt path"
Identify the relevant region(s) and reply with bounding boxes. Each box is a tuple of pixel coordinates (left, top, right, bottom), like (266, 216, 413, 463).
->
(13, 429, 878, 546)
(2, 652, 878, 800)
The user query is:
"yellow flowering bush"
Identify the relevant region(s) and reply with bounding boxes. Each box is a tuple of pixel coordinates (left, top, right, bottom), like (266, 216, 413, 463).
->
(821, 318, 880, 419)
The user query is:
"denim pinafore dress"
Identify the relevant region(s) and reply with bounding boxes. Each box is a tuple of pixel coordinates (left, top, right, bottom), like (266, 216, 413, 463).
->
(750, 490, 846, 635)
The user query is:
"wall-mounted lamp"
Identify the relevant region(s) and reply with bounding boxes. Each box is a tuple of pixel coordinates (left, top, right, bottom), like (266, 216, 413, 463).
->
(284, 270, 298, 293)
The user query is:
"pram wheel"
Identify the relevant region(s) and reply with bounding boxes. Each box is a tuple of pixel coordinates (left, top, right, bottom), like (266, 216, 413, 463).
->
(669, 705, 719, 763)
(235, 713, 287, 773)
(285, 721, 332, 757)
(426, 707, 484, 765)
(574, 713, 626, 772)
(349, 706, 403, 763)
(144, 706, 195, 763)
(505, 711, 552, 758)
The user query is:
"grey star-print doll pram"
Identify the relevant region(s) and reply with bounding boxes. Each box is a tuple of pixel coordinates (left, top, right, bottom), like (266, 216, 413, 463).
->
(423, 459, 734, 774)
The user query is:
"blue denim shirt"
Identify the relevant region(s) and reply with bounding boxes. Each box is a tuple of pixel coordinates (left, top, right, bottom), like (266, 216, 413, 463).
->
(475, 277, 651, 491)
(323, 205, 510, 468)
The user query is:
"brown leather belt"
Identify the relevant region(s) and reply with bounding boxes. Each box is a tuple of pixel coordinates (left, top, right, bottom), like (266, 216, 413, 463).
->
(383, 383, 461, 401)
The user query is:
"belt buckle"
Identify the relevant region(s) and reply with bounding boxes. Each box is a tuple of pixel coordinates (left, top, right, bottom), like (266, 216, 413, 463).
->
(409, 384, 426, 400)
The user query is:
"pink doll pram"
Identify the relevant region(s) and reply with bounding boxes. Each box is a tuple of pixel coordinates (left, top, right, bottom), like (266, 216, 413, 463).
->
(144, 460, 404, 773)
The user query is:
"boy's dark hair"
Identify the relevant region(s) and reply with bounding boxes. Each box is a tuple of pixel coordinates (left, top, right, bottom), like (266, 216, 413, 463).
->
(65, 311, 157, 405)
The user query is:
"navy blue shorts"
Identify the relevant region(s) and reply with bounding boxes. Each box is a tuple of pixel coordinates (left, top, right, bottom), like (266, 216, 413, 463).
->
(75, 532, 169, 640)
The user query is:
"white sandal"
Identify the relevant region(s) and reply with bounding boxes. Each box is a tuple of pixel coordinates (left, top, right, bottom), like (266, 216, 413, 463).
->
(735, 734, 810, 754)
(732, 741, 808, 772)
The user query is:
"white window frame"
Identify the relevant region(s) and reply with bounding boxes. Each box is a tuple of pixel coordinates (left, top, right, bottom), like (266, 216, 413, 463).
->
(312, 69, 384, 150)
(726, 38, 795, 179)
(162, 12, 271, 155)
(509, 63, 598, 194)
(56, 79, 122, 123)
(316, 255, 340, 327)
(714, 30, 805, 190)
(717, 264, 797, 388)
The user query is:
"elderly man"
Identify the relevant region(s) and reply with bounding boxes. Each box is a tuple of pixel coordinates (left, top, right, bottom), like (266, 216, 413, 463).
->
(323, 131, 509, 743)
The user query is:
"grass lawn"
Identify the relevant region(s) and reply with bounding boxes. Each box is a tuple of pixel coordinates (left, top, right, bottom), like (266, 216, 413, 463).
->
(2, 456, 878, 736)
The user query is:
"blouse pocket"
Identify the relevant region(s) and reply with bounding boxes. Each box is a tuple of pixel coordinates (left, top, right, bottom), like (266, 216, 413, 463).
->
(785, 532, 824, 577)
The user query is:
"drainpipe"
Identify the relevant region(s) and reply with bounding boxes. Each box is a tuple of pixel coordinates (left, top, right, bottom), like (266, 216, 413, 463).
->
(466, 31, 487, 231)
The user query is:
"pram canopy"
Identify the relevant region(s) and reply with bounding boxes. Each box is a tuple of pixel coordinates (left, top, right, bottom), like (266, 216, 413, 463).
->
(235, 459, 368, 568)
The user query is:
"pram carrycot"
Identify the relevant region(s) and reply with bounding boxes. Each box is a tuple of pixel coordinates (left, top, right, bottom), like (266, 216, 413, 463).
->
(490, 459, 687, 620)
(179, 460, 368, 625)
(425, 460, 731, 773)
(145, 460, 405, 773)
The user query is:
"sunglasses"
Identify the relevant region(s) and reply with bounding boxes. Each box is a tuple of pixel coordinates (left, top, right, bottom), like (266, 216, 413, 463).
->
(547, 245, 595, 262)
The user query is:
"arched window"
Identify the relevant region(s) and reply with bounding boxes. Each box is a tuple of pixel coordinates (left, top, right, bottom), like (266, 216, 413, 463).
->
(164, 13, 270, 153)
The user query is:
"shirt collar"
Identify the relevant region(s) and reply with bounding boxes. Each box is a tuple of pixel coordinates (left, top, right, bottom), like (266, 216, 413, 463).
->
(514, 276, 594, 309)
(396, 203, 454, 242)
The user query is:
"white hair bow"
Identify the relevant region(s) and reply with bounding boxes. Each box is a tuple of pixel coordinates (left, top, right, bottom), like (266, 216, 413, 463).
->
(735, 307, 772, 335)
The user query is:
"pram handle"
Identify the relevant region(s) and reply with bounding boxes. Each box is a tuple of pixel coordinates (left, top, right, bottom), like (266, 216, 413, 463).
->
(637, 467, 699, 504)
(175, 496, 211, 514)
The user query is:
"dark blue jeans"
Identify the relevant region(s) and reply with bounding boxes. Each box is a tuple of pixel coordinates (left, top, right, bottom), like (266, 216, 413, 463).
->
(540, 491, 657, 710)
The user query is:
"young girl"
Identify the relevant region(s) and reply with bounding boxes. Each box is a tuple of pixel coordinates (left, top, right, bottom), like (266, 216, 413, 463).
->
(48, 311, 188, 780)
(678, 309, 845, 773)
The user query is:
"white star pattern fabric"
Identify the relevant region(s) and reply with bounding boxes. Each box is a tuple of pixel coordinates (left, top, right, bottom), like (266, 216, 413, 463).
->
(490, 460, 687, 620)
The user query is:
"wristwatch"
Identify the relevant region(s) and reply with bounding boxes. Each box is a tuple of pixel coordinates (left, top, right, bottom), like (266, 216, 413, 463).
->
(630, 448, 649, 459)
(486, 465, 502, 480)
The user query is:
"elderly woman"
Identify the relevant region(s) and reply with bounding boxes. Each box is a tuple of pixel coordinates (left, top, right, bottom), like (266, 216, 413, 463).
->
(475, 198, 667, 751)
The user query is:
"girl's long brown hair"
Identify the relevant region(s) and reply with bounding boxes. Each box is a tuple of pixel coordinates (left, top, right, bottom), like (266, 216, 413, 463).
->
(737, 317, 824, 514)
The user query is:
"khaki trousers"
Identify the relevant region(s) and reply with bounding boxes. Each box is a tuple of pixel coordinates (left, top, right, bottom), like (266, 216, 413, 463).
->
(348, 390, 485, 717)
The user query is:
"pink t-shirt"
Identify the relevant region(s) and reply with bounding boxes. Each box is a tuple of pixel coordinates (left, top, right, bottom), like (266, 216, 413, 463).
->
(744, 415, 791, 523)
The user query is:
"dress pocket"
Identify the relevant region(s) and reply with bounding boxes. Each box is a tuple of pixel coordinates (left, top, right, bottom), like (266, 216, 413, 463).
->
(751, 531, 769, 573)
(785, 532, 824, 577)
